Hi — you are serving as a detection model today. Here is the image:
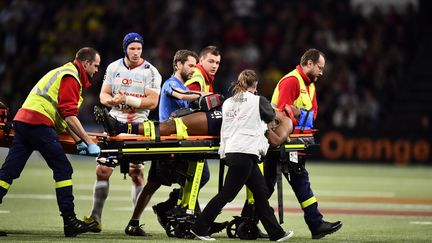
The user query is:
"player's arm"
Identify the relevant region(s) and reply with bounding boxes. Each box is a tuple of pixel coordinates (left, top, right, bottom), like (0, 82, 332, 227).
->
(137, 65, 162, 110)
(99, 65, 118, 107)
(100, 83, 117, 107)
(266, 111, 293, 147)
(170, 87, 203, 101)
(140, 88, 159, 110)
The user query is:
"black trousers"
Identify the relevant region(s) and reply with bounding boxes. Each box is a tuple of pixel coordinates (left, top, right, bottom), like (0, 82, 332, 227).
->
(0, 121, 75, 216)
(193, 153, 285, 241)
(264, 152, 323, 231)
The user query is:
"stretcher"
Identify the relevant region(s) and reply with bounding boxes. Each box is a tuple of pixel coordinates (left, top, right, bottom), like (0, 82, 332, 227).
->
(0, 114, 318, 239)
(92, 131, 316, 239)
(94, 132, 314, 214)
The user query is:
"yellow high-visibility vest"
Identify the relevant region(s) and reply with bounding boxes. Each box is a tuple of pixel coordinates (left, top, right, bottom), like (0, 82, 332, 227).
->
(22, 62, 83, 132)
(271, 68, 315, 110)
(185, 68, 210, 92)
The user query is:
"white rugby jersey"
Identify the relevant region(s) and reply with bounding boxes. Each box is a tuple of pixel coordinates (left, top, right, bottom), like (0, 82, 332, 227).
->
(103, 58, 161, 123)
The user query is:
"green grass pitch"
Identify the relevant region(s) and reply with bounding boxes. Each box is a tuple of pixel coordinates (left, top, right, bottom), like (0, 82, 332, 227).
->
(0, 148, 431, 242)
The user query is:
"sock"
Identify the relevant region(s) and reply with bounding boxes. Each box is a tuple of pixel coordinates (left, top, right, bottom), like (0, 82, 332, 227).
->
(90, 180, 109, 222)
(131, 184, 143, 207)
(129, 219, 139, 226)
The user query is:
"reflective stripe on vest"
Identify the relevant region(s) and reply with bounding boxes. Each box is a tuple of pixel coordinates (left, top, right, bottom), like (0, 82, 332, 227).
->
(185, 69, 210, 92)
(271, 68, 315, 110)
(22, 62, 83, 132)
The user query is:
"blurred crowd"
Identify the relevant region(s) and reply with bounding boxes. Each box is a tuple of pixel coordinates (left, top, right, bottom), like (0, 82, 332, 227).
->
(0, 0, 420, 131)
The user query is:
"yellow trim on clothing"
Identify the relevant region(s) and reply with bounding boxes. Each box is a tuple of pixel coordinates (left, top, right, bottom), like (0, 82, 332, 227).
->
(301, 196, 317, 209)
(0, 180, 10, 190)
(55, 179, 73, 188)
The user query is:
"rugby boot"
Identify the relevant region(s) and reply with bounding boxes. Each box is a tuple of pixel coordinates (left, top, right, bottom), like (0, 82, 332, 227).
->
(125, 221, 151, 236)
(311, 220, 343, 239)
(0, 231, 6, 236)
(83, 215, 102, 233)
(93, 105, 120, 136)
(63, 215, 98, 237)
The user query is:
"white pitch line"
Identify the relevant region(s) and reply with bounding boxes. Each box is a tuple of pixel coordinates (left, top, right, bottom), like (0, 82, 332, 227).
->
(0, 210, 10, 214)
(409, 221, 432, 225)
(73, 184, 396, 198)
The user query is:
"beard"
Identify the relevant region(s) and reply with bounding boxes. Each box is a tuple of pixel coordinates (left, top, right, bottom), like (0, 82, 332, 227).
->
(180, 70, 191, 81)
(307, 72, 318, 82)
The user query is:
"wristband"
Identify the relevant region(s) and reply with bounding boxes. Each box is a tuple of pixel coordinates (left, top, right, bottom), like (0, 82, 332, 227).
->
(125, 96, 141, 108)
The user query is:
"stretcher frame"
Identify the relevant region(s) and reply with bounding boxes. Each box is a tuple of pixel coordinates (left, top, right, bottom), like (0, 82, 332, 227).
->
(0, 121, 316, 220)
(96, 133, 314, 217)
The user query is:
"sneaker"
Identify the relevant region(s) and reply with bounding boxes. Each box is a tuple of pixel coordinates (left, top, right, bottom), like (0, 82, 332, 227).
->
(208, 221, 228, 235)
(64, 215, 98, 237)
(152, 205, 168, 229)
(94, 106, 120, 136)
(190, 229, 216, 241)
(83, 215, 102, 233)
(277, 230, 294, 242)
(125, 223, 150, 236)
(311, 221, 342, 239)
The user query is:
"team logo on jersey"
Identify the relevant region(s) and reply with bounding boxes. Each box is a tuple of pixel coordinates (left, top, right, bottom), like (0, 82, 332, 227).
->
(122, 78, 132, 85)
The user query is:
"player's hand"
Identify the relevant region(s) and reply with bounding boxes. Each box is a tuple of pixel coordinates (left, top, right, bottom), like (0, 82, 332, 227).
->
(76, 140, 88, 155)
(87, 143, 101, 156)
(113, 90, 127, 105)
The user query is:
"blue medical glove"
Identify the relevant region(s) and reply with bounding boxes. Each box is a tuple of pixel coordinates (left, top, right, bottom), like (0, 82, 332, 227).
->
(76, 140, 88, 155)
(87, 143, 101, 156)
(296, 109, 314, 129)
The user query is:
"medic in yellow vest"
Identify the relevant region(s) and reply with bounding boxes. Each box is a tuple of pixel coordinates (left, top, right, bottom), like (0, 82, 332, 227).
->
(0, 47, 102, 237)
(267, 49, 343, 239)
(271, 49, 324, 129)
(185, 46, 221, 92)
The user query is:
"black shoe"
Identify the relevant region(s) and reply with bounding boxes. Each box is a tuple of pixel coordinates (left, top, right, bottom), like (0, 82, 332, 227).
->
(125, 223, 151, 236)
(257, 226, 269, 238)
(94, 106, 120, 136)
(64, 215, 98, 237)
(311, 221, 343, 239)
(0, 231, 6, 236)
(152, 205, 168, 229)
(208, 221, 229, 235)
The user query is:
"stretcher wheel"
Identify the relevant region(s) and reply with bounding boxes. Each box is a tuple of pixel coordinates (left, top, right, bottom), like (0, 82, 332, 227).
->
(226, 218, 239, 238)
(174, 220, 194, 239)
(237, 220, 259, 240)
(165, 221, 176, 237)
